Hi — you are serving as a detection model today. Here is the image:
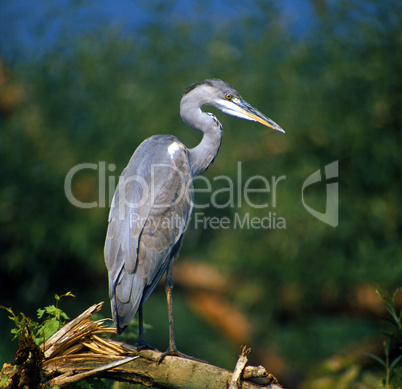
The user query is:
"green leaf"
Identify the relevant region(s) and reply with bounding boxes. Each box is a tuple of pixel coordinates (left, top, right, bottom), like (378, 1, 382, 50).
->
(392, 288, 402, 303)
(43, 318, 61, 340)
(0, 374, 9, 387)
(366, 353, 386, 368)
(35, 337, 44, 346)
(390, 354, 402, 371)
(379, 316, 398, 326)
(59, 291, 75, 299)
(384, 338, 392, 357)
(387, 308, 400, 328)
(37, 308, 45, 319)
(45, 305, 57, 315)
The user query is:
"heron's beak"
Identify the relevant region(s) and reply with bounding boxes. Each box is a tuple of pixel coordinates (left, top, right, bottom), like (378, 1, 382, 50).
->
(217, 98, 285, 133)
(239, 101, 285, 133)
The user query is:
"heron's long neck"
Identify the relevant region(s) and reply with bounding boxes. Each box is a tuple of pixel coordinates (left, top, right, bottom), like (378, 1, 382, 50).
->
(189, 122, 223, 177)
(181, 102, 223, 177)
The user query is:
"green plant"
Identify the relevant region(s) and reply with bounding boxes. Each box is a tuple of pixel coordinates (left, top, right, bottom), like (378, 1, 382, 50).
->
(1, 291, 75, 346)
(0, 293, 118, 388)
(0, 292, 75, 388)
(367, 287, 402, 389)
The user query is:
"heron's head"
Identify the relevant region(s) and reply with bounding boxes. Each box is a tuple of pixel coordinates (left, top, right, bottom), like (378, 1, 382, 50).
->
(183, 79, 284, 133)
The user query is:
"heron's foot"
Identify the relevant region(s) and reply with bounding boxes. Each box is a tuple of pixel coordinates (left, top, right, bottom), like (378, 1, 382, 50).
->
(134, 339, 155, 351)
(158, 346, 207, 364)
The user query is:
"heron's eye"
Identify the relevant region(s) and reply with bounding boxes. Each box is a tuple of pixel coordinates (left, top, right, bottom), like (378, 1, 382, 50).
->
(225, 94, 232, 100)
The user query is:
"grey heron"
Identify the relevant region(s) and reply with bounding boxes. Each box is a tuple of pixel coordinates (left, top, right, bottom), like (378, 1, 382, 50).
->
(104, 79, 284, 359)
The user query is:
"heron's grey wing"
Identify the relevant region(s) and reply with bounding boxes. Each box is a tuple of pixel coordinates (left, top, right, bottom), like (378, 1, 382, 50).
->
(137, 148, 193, 304)
(104, 136, 193, 332)
(104, 164, 144, 331)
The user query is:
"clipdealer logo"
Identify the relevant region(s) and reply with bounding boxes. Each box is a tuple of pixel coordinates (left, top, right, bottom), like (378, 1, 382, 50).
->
(64, 160, 339, 229)
(301, 161, 339, 227)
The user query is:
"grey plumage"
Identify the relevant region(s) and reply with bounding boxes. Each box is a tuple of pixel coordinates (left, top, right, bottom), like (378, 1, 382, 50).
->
(104, 79, 284, 355)
(105, 136, 192, 332)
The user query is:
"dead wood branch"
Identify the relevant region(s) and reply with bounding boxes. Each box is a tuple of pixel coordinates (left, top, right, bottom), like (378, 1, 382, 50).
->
(229, 346, 251, 389)
(0, 302, 283, 389)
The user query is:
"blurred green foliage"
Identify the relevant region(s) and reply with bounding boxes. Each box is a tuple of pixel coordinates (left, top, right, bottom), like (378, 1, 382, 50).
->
(0, 0, 401, 387)
(367, 288, 402, 388)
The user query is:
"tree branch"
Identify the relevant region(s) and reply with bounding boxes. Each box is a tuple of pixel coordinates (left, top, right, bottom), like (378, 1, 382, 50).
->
(0, 302, 284, 389)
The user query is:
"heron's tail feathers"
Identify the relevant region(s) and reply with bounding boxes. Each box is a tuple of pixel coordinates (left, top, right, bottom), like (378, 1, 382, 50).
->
(111, 272, 144, 334)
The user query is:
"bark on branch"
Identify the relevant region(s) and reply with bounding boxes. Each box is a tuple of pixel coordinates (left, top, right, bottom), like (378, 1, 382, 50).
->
(0, 302, 283, 389)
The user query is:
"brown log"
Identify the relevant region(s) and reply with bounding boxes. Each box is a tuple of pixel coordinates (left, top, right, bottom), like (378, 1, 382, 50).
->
(0, 302, 283, 389)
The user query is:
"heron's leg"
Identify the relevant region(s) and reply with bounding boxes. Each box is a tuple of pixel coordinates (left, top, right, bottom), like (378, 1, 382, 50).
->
(134, 305, 154, 350)
(137, 305, 146, 343)
(166, 274, 178, 353)
(158, 264, 204, 363)
(158, 264, 180, 361)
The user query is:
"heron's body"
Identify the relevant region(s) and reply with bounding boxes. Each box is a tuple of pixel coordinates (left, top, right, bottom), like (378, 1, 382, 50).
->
(105, 135, 194, 331)
(104, 79, 283, 357)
